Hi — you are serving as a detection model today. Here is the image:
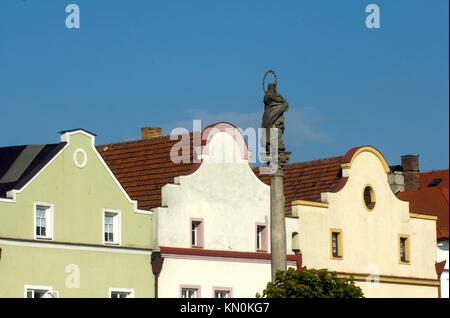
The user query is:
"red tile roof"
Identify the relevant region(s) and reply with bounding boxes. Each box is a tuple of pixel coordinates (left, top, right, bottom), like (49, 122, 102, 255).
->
(97, 131, 345, 215)
(97, 134, 196, 211)
(253, 157, 343, 214)
(397, 169, 449, 240)
(419, 169, 449, 189)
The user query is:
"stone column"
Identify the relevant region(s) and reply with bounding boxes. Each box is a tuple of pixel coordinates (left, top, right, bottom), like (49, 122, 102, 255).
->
(270, 151, 290, 282)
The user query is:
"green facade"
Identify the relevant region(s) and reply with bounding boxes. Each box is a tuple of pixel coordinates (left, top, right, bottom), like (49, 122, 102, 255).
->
(0, 130, 154, 298)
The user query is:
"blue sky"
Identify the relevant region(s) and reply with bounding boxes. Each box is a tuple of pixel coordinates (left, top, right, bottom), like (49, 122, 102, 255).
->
(0, 0, 448, 171)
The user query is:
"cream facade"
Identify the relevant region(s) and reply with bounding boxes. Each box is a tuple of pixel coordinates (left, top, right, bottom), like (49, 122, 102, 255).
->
(293, 147, 439, 298)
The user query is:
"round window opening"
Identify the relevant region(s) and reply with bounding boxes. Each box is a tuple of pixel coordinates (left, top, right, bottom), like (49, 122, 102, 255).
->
(363, 186, 376, 210)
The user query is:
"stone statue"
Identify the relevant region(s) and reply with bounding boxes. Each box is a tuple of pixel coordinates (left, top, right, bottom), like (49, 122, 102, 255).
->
(261, 71, 290, 281)
(262, 82, 289, 155)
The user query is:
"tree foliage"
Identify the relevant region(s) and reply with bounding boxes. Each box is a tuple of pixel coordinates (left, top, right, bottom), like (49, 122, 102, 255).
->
(256, 268, 364, 298)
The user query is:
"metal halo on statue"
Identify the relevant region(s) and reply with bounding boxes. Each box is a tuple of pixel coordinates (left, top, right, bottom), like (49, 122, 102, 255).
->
(263, 70, 278, 93)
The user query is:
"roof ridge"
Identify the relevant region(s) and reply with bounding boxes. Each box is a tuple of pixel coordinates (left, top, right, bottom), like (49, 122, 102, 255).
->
(420, 169, 449, 174)
(253, 155, 343, 171)
(97, 132, 194, 148)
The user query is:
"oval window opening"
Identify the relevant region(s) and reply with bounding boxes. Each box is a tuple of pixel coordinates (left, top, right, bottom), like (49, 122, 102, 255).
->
(364, 186, 375, 210)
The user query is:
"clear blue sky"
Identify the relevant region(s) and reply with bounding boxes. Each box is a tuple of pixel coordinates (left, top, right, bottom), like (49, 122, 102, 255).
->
(0, 0, 448, 171)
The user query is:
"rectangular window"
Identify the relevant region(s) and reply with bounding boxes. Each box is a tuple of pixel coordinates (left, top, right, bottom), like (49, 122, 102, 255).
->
(109, 288, 134, 298)
(215, 291, 229, 298)
(25, 285, 53, 298)
(181, 287, 200, 298)
(399, 235, 410, 264)
(34, 203, 53, 240)
(104, 210, 120, 245)
(330, 229, 343, 259)
(256, 224, 268, 252)
(213, 287, 232, 298)
(190, 219, 204, 248)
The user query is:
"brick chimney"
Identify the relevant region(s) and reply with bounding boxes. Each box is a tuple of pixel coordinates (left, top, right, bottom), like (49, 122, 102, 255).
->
(401, 154, 419, 191)
(141, 127, 162, 140)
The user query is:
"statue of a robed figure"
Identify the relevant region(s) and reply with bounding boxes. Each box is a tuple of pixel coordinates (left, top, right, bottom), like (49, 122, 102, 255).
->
(260, 70, 291, 282)
(262, 82, 289, 153)
(261, 70, 291, 166)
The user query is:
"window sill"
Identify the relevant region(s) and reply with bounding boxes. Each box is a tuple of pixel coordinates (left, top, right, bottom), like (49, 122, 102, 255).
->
(104, 242, 121, 246)
(35, 236, 53, 241)
(331, 256, 344, 260)
(399, 261, 411, 265)
(191, 245, 204, 249)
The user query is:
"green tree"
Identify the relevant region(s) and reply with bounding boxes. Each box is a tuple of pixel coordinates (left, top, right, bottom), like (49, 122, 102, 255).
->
(256, 268, 364, 298)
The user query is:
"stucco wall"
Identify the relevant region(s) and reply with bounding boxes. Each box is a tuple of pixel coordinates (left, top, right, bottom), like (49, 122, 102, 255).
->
(355, 281, 437, 298)
(154, 131, 298, 253)
(0, 131, 154, 297)
(0, 243, 154, 298)
(294, 148, 438, 297)
(154, 130, 299, 298)
(0, 132, 152, 248)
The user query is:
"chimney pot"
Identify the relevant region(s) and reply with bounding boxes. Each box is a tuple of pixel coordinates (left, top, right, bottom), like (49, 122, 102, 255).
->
(141, 127, 162, 140)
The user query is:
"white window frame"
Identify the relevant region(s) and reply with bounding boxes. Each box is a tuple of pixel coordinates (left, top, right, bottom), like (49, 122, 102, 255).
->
(190, 218, 204, 248)
(181, 287, 200, 298)
(213, 287, 233, 298)
(109, 287, 134, 298)
(255, 223, 268, 252)
(24, 285, 54, 298)
(33, 202, 54, 240)
(103, 209, 121, 246)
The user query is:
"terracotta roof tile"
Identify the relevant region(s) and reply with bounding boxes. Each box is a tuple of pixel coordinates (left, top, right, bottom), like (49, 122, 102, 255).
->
(253, 156, 343, 214)
(397, 170, 449, 240)
(419, 169, 449, 189)
(98, 132, 345, 215)
(97, 134, 195, 211)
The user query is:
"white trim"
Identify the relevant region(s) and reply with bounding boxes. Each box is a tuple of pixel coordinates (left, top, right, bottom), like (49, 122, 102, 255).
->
(33, 202, 54, 241)
(1, 129, 152, 216)
(88, 131, 152, 216)
(109, 287, 135, 298)
(102, 209, 122, 246)
(24, 284, 53, 298)
(4, 143, 69, 201)
(73, 148, 88, 168)
(0, 238, 152, 255)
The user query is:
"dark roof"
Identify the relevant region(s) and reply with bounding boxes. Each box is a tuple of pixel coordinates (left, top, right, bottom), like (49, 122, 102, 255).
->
(59, 128, 97, 136)
(0, 143, 66, 198)
(98, 134, 345, 214)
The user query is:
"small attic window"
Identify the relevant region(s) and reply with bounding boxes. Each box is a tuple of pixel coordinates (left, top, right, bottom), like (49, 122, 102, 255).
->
(428, 178, 442, 187)
(363, 185, 376, 211)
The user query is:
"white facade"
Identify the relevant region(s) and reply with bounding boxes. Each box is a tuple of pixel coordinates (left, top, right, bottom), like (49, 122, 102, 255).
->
(152, 124, 299, 298)
(437, 239, 449, 298)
